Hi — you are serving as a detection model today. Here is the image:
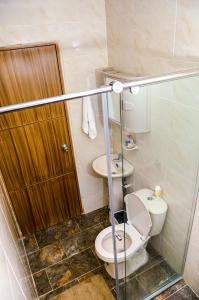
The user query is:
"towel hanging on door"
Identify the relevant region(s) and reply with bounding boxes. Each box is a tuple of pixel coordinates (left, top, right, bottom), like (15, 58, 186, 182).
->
(82, 95, 97, 139)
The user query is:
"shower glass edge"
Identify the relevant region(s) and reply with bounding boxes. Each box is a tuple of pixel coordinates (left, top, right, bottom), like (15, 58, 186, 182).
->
(102, 91, 120, 300)
(120, 75, 199, 300)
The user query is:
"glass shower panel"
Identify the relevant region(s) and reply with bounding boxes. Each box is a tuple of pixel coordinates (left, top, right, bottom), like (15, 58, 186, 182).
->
(0, 90, 123, 300)
(119, 75, 199, 299)
(101, 91, 125, 299)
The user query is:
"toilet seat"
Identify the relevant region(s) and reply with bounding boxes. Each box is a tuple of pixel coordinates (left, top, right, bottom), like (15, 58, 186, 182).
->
(95, 223, 144, 263)
(95, 189, 167, 279)
(125, 193, 152, 239)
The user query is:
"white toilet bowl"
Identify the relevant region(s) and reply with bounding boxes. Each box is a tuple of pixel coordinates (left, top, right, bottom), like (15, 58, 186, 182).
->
(95, 223, 148, 279)
(95, 223, 143, 263)
(95, 189, 168, 279)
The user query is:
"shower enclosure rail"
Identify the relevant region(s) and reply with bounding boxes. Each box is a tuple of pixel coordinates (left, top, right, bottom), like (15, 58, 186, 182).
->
(1, 69, 199, 114)
(1, 68, 199, 300)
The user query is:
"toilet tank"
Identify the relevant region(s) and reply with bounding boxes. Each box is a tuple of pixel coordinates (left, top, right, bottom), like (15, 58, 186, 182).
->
(133, 189, 168, 236)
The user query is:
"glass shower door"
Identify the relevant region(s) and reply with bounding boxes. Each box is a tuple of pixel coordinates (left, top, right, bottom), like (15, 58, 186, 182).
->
(102, 90, 124, 299)
(119, 76, 199, 299)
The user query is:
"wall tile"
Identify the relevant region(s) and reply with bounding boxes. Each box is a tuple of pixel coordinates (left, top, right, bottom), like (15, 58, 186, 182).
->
(0, 0, 79, 26)
(0, 177, 37, 299)
(175, 0, 199, 60)
(106, 1, 199, 293)
(0, 0, 108, 213)
(184, 195, 199, 294)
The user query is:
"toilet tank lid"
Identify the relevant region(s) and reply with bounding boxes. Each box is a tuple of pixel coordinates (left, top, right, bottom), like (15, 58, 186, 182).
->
(133, 189, 168, 215)
(125, 193, 152, 239)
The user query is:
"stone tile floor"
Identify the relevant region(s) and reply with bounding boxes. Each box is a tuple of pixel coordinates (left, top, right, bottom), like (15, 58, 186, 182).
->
(24, 206, 199, 300)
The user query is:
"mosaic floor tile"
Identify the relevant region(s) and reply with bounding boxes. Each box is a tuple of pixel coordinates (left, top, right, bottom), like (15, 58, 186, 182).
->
(136, 262, 176, 293)
(79, 265, 117, 290)
(75, 206, 109, 230)
(167, 286, 199, 299)
(35, 220, 80, 248)
(25, 206, 195, 300)
(146, 244, 160, 258)
(159, 260, 176, 276)
(39, 280, 78, 300)
(153, 279, 186, 299)
(28, 242, 66, 273)
(91, 245, 104, 266)
(118, 277, 148, 300)
(101, 214, 111, 228)
(33, 270, 52, 296)
(61, 224, 102, 258)
(24, 234, 39, 254)
(125, 247, 163, 282)
(46, 248, 100, 289)
(47, 274, 115, 300)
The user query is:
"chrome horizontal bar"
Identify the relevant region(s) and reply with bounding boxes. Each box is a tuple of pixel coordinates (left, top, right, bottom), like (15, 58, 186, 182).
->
(123, 68, 199, 89)
(0, 85, 113, 115)
(1, 68, 199, 115)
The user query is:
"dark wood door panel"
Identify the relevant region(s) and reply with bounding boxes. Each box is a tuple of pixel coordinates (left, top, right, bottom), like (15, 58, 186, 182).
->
(0, 45, 65, 130)
(0, 43, 82, 235)
(9, 189, 36, 235)
(0, 117, 74, 190)
(0, 130, 25, 190)
(28, 172, 81, 232)
(9, 173, 81, 234)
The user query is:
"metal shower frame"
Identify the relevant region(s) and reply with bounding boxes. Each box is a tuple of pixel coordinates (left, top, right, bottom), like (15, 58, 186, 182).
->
(1, 68, 199, 300)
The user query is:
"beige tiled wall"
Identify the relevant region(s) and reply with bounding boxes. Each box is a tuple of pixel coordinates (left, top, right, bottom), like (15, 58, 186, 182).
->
(184, 196, 199, 294)
(106, 0, 199, 74)
(106, 0, 199, 291)
(0, 174, 37, 299)
(0, 0, 108, 213)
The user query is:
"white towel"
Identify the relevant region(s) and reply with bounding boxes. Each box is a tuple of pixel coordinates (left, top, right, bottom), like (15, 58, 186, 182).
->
(82, 96, 97, 139)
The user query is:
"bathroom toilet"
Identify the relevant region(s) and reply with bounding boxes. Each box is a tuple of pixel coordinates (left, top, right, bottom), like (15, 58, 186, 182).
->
(95, 189, 168, 279)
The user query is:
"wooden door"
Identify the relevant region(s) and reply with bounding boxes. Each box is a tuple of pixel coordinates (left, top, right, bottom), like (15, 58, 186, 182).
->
(0, 43, 82, 234)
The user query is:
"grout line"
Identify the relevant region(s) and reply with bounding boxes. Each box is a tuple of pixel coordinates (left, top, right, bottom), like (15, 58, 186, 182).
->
(23, 235, 40, 256)
(31, 246, 99, 276)
(37, 278, 78, 299)
(20, 238, 39, 299)
(187, 285, 199, 298)
(60, 222, 103, 244)
(77, 265, 103, 282)
(31, 257, 68, 276)
(44, 268, 54, 292)
(99, 221, 107, 228)
(27, 226, 97, 258)
(165, 284, 188, 299)
(90, 245, 102, 266)
(171, 283, 199, 299)
(33, 220, 104, 253)
(133, 258, 164, 279)
(28, 213, 108, 296)
(74, 220, 81, 232)
(75, 221, 105, 233)
(134, 259, 172, 292)
(33, 233, 40, 249)
(38, 264, 104, 298)
(26, 246, 40, 257)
